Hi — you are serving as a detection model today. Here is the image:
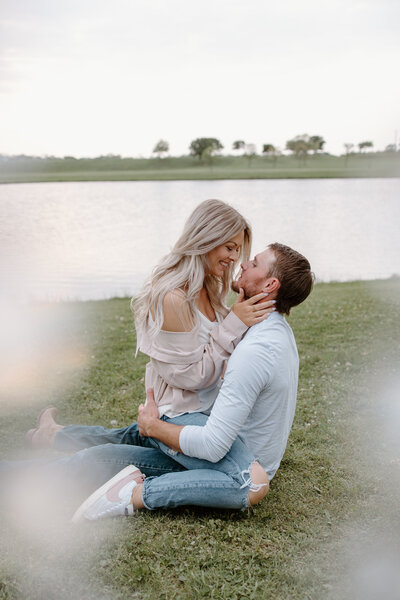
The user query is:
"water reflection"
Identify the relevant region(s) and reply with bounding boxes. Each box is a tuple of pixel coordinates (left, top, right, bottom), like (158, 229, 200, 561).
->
(0, 178, 399, 301)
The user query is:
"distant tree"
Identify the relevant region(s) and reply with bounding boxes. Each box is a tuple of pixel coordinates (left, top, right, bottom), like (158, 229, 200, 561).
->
(344, 143, 354, 154)
(244, 143, 257, 167)
(200, 145, 216, 168)
(262, 144, 280, 166)
(153, 139, 169, 158)
(286, 134, 310, 165)
(189, 138, 223, 160)
(309, 135, 326, 154)
(232, 140, 245, 153)
(344, 143, 354, 166)
(358, 141, 373, 153)
(262, 144, 275, 155)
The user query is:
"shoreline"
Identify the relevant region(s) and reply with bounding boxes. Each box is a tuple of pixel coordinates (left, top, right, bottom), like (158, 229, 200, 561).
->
(1, 171, 399, 184)
(1, 153, 399, 184)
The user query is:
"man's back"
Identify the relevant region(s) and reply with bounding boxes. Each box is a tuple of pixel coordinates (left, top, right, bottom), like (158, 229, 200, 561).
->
(179, 311, 299, 479)
(235, 312, 299, 478)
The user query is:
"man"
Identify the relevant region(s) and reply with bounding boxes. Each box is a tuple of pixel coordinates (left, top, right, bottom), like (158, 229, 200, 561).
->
(2, 243, 313, 520)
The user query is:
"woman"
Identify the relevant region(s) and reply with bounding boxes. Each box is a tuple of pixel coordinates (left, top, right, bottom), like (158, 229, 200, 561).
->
(133, 198, 274, 420)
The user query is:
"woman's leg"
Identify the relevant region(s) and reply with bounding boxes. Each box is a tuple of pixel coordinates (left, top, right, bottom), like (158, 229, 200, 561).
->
(53, 422, 152, 452)
(25, 407, 153, 452)
(52, 411, 210, 452)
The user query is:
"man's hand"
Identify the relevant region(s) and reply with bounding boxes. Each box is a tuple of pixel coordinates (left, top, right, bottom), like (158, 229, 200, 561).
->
(138, 388, 160, 436)
(138, 388, 184, 452)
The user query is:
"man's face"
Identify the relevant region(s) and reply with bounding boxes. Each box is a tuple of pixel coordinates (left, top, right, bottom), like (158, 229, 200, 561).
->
(232, 248, 276, 298)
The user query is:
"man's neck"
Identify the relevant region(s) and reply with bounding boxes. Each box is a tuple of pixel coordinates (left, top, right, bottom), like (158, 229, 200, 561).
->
(246, 293, 277, 304)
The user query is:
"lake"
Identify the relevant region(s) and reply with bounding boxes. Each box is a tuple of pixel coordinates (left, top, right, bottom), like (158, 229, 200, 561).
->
(1, 178, 399, 301)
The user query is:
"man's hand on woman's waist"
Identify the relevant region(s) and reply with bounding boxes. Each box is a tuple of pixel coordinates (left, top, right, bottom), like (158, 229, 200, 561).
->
(138, 388, 184, 452)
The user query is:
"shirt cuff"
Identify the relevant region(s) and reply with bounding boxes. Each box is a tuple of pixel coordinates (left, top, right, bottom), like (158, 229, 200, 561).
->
(221, 310, 249, 337)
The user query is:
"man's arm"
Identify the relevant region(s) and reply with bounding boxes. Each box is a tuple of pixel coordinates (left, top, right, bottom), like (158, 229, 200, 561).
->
(138, 336, 273, 462)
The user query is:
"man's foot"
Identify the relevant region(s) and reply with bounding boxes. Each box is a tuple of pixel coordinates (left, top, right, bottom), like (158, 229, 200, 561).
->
(24, 406, 63, 449)
(71, 465, 145, 524)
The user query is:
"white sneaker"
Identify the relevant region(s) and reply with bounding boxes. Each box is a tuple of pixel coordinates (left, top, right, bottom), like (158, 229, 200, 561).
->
(72, 465, 145, 523)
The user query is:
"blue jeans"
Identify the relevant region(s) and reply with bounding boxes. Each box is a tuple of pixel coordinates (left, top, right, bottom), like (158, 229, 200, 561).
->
(0, 444, 185, 504)
(43, 413, 255, 509)
(1, 414, 255, 510)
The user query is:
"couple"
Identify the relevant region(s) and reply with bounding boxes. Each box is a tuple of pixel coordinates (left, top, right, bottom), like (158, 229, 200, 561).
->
(4, 199, 313, 520)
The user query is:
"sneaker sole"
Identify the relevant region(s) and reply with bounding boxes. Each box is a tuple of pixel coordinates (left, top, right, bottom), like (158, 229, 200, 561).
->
(71, 465, 141, 524)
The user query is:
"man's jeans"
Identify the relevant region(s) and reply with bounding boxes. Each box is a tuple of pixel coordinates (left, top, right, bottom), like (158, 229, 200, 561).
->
(1, 414, 256, 510)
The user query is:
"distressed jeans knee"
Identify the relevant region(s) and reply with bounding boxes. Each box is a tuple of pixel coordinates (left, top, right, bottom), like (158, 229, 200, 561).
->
(240, 461, 269, 507)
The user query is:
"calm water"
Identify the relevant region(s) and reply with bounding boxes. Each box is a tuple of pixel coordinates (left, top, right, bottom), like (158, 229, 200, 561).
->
(0, 178, 399, 301)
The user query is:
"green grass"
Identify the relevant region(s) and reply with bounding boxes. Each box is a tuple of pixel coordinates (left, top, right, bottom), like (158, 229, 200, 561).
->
(1, 153, 399, 183)
(1, 279, 400, 599)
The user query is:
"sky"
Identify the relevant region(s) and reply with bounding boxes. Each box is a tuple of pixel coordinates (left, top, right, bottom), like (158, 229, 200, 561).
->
(0, 0, 399, 158)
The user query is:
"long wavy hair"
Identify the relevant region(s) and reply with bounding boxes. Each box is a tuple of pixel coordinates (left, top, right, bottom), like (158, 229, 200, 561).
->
(133, 199, 252, 337)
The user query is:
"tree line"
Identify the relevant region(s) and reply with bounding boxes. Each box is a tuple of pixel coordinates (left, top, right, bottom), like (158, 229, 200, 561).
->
(1, 137, 396, 166)
(153, 135, 397, 161)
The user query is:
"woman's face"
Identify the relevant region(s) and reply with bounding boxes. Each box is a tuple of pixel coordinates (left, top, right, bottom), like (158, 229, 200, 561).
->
(206, 230, 245, 278)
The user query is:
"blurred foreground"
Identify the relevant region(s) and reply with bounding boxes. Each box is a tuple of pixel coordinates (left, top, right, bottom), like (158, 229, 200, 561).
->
(0, 279, 399, 599)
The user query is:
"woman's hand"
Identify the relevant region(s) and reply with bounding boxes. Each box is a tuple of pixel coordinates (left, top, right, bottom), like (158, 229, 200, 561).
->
(232, 289, 276, 327)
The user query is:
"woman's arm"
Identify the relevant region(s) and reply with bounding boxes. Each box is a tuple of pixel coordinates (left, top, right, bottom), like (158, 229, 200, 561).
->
(148, 290, 274, 391)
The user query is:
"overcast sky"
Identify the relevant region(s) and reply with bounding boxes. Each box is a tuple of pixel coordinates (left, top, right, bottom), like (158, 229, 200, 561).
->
(0, 0, 399, 157)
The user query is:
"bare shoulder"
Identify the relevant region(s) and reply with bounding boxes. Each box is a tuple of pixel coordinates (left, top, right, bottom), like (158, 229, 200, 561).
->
(162, 289, 194, 332)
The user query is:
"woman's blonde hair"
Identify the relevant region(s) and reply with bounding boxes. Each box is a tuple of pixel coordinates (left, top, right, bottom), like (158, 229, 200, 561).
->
(133, 199, 252, 336)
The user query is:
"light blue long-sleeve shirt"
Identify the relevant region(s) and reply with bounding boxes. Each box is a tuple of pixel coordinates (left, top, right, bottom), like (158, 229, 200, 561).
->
(179, 311, 299, 480)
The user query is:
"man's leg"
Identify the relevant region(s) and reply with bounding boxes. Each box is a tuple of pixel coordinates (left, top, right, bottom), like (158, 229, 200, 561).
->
(1, 444, 186, 508)
(136, 447, 266, 511)
(139, 412, 269, 509)
(76, 437, 264, 518)
(140, 468, 249, 510)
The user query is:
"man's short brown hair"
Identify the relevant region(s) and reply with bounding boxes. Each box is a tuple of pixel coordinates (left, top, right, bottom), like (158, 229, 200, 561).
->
(267, 243, 314, 315)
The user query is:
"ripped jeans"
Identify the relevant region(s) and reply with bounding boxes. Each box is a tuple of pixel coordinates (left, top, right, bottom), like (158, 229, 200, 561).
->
(53, 412, 256, 510)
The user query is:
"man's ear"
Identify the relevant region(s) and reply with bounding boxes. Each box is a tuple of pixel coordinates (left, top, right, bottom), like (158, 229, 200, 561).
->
(264, 277, 281, 294)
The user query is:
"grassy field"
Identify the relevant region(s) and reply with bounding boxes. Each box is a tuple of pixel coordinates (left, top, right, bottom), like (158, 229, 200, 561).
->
(1, 278, 400, 599)
(1, 153, 400, 183)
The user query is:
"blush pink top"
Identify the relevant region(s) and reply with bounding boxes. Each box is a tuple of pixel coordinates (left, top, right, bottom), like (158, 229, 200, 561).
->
(137, 310, 248, 414)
